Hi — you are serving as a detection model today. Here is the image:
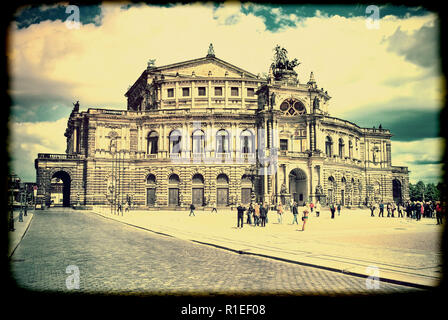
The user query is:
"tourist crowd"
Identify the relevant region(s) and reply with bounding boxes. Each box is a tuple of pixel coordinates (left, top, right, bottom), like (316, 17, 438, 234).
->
(368, 200, 445, 224)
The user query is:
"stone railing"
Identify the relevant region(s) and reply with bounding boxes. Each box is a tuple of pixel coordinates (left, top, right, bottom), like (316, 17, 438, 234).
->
(37, 153, 82, 160)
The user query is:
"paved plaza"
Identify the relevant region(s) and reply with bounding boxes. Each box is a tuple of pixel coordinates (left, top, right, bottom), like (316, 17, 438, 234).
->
(90, 205, 443, 288)
(8, 206, 443, 296)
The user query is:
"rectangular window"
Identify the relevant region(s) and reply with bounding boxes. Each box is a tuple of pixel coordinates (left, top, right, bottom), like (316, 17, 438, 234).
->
(247, 88, 255, 97)
(231, 87, 239, 96)
(182, 87, 190, 97)
(214, 87, 223, 96)
(198, 87, 206, 96)
(280, 139, 288, 151)
(167, 88, 174, 98)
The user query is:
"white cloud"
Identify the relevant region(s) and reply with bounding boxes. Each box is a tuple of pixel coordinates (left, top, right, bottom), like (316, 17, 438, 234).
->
(9, 118, 67, 181)
(392, 137, 444, 183)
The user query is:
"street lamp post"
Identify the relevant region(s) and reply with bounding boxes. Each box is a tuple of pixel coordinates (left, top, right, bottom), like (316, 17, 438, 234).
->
(245, 164, 257, 204)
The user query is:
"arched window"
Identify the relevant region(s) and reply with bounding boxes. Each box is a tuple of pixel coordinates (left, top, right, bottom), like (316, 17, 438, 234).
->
(169, 174, 180, 184)
(169, 130, 182, 154)
(325, 136, 333, 157)
(217, 173, 229, 184)
(240, 130, 254, 154)
(348, 140, 353, 158)
(192, 173, 204, 184)
(192, 130, 205, 154)
(338, 138, 345, 158)
(147, 131, 159, 154)
(146, 174, 156, 184)
(216, 130, 230, 153)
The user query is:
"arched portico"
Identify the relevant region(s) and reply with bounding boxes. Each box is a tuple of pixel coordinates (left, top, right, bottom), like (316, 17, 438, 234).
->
(289, 168, 308, 206)
(51, 171, 71, 207)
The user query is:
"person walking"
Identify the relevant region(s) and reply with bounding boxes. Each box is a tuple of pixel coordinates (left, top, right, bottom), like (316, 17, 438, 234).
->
(292, 202, 299, 224)
(420, 202, 425, 220)
(265, 203, 269, 224)
(301, 204, 309, 231)
(397, 203, 403, 218)
(369, 202, 376, 217)
(211, 203, 218, 213)
(411, 201, 416, 219)
(277, 203, 283, 224)
(379, 201, 384, 217)
(415, 202, 422, 220)
(315, 201, 321, 217)
(330, 203, 335, 219)
(337, 203, 341, 216)
(254, 203, 260, 226)
(189, 203, 196, 216)
(236, 203, 246, 228)
(246, 203, 253, 225)
(386, 202, 391, 217)
(406, 202, 411, 218)
(391, 202, 396, 217)
(436, 202, 443, 225)
(310, 202, 314, 214)
(260, 203, 267, 227)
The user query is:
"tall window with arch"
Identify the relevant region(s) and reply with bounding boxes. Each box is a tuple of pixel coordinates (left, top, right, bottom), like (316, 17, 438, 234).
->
(147, 131, 159, 154)
(338, 138, 345, 158)
(216, 129, 230, 154)
(325, 136, 333, 157)
(169, 130, 182, 154)
(192, 130, 205, 154)
(240, 129, 254, 154)
(348, 140, 353, 158)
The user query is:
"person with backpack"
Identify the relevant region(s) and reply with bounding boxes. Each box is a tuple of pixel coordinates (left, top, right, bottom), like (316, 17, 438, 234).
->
(189, 203, 196, 216)
(330, 203, 336, 219)
(260, 203, 267, 227)
(236, 203, 246, 228)
(379, 201, 384, 217)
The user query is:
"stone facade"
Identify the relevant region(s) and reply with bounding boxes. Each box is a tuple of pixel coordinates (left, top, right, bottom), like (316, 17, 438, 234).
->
(35, 46, 409, 208)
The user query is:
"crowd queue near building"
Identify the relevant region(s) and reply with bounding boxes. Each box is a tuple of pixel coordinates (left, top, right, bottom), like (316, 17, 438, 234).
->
(229, 198, 445, 231)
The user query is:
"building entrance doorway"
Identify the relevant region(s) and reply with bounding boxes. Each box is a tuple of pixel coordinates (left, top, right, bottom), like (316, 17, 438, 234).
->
(147, 188, 156, 206)
(169, 188, 179, 206)
(393, 179, 402, 204)
(289, 168, 307, 206)
(51, 171, 71, 207)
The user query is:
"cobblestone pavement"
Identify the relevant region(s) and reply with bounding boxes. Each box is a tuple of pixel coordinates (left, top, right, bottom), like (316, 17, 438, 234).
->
(10, 209, 419, 296)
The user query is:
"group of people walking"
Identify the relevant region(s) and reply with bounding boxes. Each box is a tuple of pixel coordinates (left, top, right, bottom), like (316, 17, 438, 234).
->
(236, 202, 270, 228)
(368, 200, 444, 224)
(235, 201, 319, 231)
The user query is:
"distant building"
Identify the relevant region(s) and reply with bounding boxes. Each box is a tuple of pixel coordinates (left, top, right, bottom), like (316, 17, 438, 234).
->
(35, 45, 409, 208)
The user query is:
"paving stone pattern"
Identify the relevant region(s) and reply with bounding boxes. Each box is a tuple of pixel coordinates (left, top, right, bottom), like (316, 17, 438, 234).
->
(10, 210, 417, 295)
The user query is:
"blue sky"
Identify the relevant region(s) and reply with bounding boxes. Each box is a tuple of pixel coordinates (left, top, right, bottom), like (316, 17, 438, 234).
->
(8, 2, 444, 183)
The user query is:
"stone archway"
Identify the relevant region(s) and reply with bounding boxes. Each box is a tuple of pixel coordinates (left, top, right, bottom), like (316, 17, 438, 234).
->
(51, 171, 71, 207)
(393, 179, 402, 204)
(289, 168, 308, 206)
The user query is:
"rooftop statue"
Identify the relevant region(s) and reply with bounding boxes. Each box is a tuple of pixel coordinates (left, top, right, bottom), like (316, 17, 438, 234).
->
(271, 45, 300, 82)
(272, 45, 300, 71)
